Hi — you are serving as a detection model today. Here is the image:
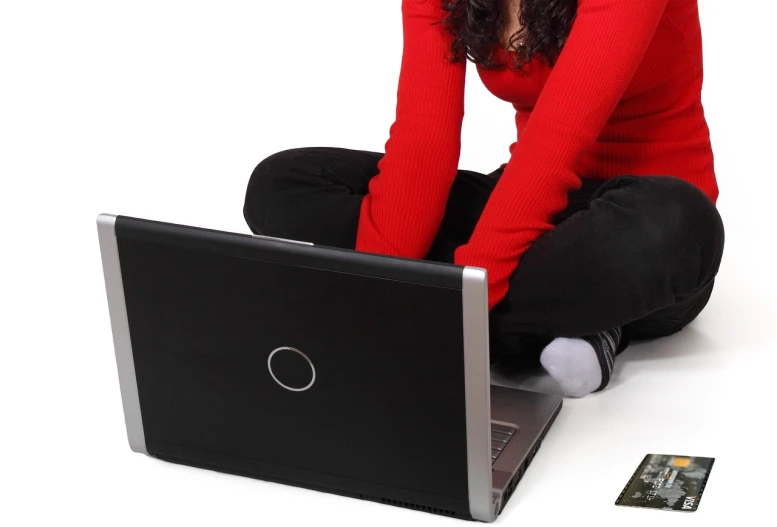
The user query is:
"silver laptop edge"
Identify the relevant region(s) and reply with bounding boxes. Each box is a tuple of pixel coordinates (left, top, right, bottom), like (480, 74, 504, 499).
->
(97, 214, 147, 454)
(462, 267, 496, 522)
(97, 213, 496, 521)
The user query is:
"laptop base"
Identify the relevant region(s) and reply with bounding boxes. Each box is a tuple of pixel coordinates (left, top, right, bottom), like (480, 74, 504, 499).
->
(490, 385, 563, 514)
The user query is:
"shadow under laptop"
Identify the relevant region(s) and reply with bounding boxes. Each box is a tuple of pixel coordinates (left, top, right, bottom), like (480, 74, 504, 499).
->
(491, 359, 564, 397)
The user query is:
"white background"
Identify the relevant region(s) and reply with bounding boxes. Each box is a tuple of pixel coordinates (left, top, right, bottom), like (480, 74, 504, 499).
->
(2, 0, 775, 525)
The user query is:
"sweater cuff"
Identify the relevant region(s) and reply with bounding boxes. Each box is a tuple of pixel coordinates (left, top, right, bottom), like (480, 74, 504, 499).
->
(453, 244, 516, 311)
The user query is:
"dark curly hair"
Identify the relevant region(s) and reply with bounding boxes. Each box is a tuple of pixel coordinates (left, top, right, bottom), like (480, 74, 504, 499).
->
(435, 0, 578, 71)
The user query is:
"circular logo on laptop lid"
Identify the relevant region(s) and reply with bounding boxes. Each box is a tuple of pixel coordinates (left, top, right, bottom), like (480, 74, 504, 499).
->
(267, 346, 316, 392)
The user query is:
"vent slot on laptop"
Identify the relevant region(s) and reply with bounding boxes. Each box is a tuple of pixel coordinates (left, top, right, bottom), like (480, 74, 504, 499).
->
(379, 498, 456, 517)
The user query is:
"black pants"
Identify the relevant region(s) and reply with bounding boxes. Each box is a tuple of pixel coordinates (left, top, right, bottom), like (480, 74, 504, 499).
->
(243, 147, 725, 365)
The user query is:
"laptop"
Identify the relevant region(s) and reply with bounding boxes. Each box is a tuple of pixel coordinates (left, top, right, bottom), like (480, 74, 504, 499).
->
(96, 213, 562, 522)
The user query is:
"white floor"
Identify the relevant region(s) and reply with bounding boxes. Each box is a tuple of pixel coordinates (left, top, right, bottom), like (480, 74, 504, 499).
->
(2, 1, 775, 525)
(491, 260, 776, 523)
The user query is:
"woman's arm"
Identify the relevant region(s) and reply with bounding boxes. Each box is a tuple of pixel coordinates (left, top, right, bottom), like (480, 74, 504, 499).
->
(355, 0, 466, 259)
(454, 0, 671, 310)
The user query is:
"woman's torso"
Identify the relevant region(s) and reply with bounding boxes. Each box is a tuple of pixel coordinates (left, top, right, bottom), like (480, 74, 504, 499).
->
(482, 0, 716, 199)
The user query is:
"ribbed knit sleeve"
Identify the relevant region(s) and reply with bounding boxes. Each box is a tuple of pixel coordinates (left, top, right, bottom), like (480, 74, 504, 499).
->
(454, 0, 671, 310)
(355, 0, 466, 259)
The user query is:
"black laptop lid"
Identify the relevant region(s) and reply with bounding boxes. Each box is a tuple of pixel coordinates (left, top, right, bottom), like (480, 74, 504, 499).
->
(114, 216, 472, 513)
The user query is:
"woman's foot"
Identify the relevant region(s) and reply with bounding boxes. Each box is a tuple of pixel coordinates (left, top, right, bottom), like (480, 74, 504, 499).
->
(539, 327, 623, 397)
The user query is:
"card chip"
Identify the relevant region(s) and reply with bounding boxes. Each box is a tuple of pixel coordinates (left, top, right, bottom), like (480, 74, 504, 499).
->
(672, 457, 691, 467)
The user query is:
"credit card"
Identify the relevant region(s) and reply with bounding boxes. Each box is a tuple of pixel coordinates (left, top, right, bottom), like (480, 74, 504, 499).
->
(615, 454, 714, 512)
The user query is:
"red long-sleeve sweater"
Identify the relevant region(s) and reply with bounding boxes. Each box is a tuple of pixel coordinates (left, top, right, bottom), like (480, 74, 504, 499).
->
(355, 0, 718, 310)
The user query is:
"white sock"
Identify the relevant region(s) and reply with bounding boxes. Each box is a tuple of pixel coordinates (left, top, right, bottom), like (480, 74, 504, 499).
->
(540, 337, 603, 398)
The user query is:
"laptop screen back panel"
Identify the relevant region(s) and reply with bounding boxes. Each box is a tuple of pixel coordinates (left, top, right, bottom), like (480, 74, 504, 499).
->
(114, 216, 473, 517)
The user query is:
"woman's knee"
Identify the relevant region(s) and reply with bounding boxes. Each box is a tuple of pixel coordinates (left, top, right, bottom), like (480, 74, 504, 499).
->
(243, 148, 302, 236)
(604, 175, 725, 286)
(601, 175, 720, 246)
(643, 176, 723, 268)
(243, 146, 377, 246)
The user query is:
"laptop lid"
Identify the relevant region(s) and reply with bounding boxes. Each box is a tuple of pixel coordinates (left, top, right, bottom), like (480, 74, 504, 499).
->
(97, 213, 493, 521)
